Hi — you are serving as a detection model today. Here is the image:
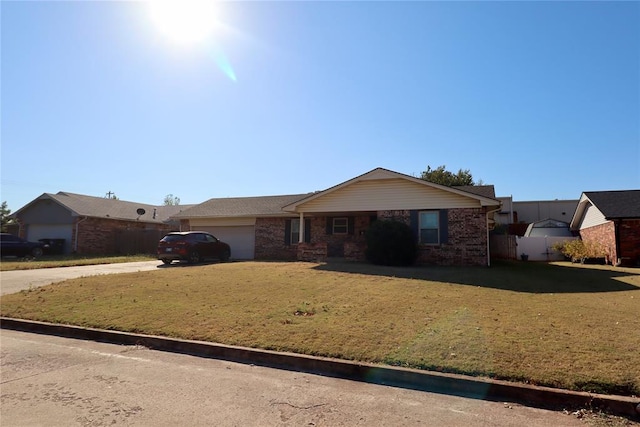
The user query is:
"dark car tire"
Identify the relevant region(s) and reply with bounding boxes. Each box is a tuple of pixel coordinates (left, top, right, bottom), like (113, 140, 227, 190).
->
(220, 249, 230, 262)
(188, 251, 201, 264)
(161, 259, 172, 265)
(31, 247, 43, 258)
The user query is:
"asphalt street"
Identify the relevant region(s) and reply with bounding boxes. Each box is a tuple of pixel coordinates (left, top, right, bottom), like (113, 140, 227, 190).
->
(1, 329, 587, 427)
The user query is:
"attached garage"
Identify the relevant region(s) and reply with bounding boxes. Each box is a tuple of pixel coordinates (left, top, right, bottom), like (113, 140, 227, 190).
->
(171, 193, 317, 262)
(198, 226, 255, 260)
(26, 224, 73, 254)
(190, 218, 257, 260)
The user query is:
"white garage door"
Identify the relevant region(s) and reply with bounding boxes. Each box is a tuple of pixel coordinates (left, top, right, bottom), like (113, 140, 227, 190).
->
(27, 224, 73, 254)
(199, 226, 255, 260)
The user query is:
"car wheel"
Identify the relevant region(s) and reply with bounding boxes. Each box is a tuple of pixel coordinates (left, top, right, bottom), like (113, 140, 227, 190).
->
(220, 249, 230, 262)
(188, 251, 200, 264)
(31, 247, 43, 258)
(161, 259, 172, 265)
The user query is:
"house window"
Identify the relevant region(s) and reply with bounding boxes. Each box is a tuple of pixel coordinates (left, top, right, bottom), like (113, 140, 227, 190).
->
(291, 218, 300, 244)
(419, 211, 439, 244)
(333, 217, 348, 234)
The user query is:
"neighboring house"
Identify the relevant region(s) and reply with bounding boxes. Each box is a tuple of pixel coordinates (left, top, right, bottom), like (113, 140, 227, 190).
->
(495, 196, 578, 235)
(523, 219, 574, 237)
(11, 192, 193, 254)
(570, 190, 640, 266)
(173, 168, 502, 266)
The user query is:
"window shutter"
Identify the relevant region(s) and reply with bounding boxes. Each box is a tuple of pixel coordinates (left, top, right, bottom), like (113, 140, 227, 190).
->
(326, 217, 333, 235)
(439, 209, 448, 244)
(410, 210, 419, 243)
(304, 219, 311, 243)
(284, 220, 291, 246)
(348, 216, 355, 235)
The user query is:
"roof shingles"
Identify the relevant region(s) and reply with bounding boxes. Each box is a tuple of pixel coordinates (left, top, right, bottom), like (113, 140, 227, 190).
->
(172, 194, 313, 218)
(584, 190, 640, 219)
(46, 192, 194, 223)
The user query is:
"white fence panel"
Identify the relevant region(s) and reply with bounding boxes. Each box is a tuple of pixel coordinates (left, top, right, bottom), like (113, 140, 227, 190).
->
(515, 236, 577, 261)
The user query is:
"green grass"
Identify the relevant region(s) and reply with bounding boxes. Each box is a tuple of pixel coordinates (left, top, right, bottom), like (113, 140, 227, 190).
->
(0, 254, 155, 271)
(1, 260, 638, 396)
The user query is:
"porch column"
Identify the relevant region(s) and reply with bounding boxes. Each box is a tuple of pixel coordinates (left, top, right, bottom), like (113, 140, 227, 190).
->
(299, 212, 304, 243)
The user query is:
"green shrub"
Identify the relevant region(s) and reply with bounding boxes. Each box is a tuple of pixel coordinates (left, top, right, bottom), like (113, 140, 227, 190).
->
(365, 220, 418, 266)
(552, 239, 606, 263)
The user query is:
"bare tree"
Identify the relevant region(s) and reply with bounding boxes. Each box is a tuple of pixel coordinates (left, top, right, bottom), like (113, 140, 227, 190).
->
(164, 194, 180, 206)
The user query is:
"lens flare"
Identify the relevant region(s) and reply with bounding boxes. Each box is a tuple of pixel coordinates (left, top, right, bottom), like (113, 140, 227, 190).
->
(149, 0, 218, 45)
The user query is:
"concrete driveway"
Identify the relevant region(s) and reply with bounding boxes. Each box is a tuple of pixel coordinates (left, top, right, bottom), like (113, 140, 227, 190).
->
(0, 261, 161, 295)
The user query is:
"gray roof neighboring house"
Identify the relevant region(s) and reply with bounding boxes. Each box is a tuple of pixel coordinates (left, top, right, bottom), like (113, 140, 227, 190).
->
(581, 190, 640, 219)
(171, 194, 313, 219)
(13, 192, 194, 224)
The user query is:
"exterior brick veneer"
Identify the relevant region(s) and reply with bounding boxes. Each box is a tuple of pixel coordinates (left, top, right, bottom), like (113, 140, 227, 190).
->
(376, 208, 487, 266)
(619, 219, 640, 266)
(253, 208, 489, 266)
(579, 221, 616, 264)
(255, 217, 298, 260)
(74, 217, 171, 255)
(297, 242, 328, 262)
(580, 219, 640, 266)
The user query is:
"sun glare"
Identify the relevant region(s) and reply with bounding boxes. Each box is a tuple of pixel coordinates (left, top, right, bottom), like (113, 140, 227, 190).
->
(149, 0, 219, 45)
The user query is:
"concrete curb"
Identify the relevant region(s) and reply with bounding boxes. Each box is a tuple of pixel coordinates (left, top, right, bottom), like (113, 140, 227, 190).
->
(2, 317, 638, 419)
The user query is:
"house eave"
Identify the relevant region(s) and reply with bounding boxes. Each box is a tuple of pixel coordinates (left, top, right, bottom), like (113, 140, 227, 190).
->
(283, 168, 500, 212)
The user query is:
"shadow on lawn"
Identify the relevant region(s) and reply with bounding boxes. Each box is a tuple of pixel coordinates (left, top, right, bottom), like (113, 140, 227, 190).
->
(313, 259, 640, 294)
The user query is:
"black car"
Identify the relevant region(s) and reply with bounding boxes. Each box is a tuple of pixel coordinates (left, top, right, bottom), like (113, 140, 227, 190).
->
(157, 231, 231, 265)
(0, 233, 46, 258)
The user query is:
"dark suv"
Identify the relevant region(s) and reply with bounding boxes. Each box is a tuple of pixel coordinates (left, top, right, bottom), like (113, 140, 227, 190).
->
(157, 231, 231, 265)
(0, 233, 46, 258)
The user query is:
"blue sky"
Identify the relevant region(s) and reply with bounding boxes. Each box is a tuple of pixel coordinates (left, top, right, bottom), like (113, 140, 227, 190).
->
(2, 1, 639, 212)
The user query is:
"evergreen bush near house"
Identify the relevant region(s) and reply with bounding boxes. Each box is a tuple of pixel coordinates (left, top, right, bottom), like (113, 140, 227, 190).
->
(365, 220, 418, 266)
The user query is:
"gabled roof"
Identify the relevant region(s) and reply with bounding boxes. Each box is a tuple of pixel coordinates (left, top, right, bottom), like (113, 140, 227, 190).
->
(283, 168, 500, 211)
(171, 194, 313, 219)
(570, 190, 640, 229)
(452, 185, 496, 199)
(13, 192, 194, 223)
(582, 190, 640, 219)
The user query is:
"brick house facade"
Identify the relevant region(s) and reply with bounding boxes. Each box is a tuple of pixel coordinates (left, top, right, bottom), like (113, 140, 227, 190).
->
(173, 168, 502, 266)
(578, 221, 617, 264)
(11, 192, 189, 255)
(254, 207, 491, 266)
(570, 191, 640, 267)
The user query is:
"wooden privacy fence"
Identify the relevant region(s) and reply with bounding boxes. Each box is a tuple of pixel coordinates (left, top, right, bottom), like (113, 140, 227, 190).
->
(490, 235, 517, 260)
(114, 229, 168, 255)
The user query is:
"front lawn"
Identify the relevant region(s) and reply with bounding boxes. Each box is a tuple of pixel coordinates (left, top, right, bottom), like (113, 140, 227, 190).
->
(1, 260, 638, 396)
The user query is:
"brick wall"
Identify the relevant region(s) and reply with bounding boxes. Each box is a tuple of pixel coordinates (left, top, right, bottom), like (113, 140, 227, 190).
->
(619, 219, 640, 266)
(417, 208, 488, 266)
(581, 219, 640, 266)
(377, 208, 488, 266)
(579, 221, 616, 264)
(74, 217, 170, 255)
(255, 216, 371, 260)
(297, 242, 327, 262)
(254, 217, 298, 260)
(253, 209, 489, 266)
